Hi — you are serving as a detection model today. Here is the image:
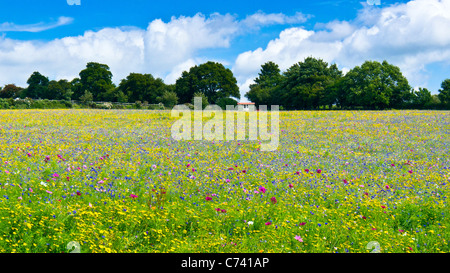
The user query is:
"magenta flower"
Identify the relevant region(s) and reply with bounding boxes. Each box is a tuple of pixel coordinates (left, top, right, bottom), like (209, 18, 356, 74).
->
(408, 170, 413, 174)
(226, 179, 230, 183)
(130, 194, 138, 199)
(265, 222, 272, 225)
(270, 197, 277, 204)
(259, 186, 266, 193)
(304, 169, 309, 173)
(316, 169, 322, 174)
(205, 196, 212, 201)
(299, 222, 306, 226)
(385, 185, 390, 189)
(52, 173, 59, 178)
(343, 179, 348, 184)
(289, 183, 293, 188)
(221, 209, 227, 213)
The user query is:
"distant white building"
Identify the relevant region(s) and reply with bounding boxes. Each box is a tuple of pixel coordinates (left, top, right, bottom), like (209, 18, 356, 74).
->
(237, 102, 255, 111)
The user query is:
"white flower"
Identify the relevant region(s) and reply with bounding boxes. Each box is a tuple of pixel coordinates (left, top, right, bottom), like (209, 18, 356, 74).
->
(40, 181, 47, 187)
(247, 221, 254, 225)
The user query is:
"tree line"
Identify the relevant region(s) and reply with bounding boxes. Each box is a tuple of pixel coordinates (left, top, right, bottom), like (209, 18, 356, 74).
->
(1, 58, 449, 110)
(246, 58, 449, 110)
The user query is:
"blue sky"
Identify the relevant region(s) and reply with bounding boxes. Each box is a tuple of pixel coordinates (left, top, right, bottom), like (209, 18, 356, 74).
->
(0, 0, 449, 99)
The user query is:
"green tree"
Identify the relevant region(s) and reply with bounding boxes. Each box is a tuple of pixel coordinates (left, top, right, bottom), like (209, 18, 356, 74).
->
(47, 79, 73, 100)
(175, 61, 240, 104)
(77, 62, 116, 101)
(412, 87, 432, 109)
(23, 71, 49, 99)
(117, 73, 166, 103)
(276, 57, 342, 110)
(339, 60, 411, 110)
(79, 90, 94, 104)
(438, 79, 450, 109)
(191, 92, 209, 109)
(157, 90, 179, 108)
(0, 84, 23, 99)
(245, 61, 283, 107)
(216, 97, 238, 110)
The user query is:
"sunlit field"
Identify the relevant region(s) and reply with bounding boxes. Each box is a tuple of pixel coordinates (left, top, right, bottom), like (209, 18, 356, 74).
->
(0, 109, 448, 253)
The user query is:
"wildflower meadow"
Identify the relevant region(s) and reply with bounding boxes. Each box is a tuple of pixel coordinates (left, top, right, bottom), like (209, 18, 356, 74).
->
(0, 109, 448, 253)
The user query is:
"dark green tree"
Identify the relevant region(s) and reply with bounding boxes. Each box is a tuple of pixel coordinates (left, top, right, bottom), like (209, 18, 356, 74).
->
(276, 57, 342, 110)
(157, 90, 179, 108)
(0, 84, 23, 99)
(47, 79, 73, 100)
(339, 60, 411, 110)
(191, 92, 209, 109)
(411, 87, 432, 109)
(175, 61, 240, 104)
(245, 61, 283, 107)
(77, 62, 116, 101)
(438, 79, 450, 109)
(117, 73, 166, 103)
(23, 71, 49, 99)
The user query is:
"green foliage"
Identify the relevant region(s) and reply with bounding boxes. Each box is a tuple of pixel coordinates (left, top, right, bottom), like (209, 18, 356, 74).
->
(276, 57, 342, 110)
(438, 79, 450, 109)
(79, 90, 94, 104)
(192, 92, 209, 109)
(411, 87, 432, 109)
(175, 61, 240, 104)
(157, 90, 179, 108)
(77, 62, 116, 101)
(118, 73, 166, 103)
(0, 84, 23, 99)
(23, 71, 50, 99)
(338, 60, 411, 110)
(245, 61, 282, 107)
(216, 97, 238, 110)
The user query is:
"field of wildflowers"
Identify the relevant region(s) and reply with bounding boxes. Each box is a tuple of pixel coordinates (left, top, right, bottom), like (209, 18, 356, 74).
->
(0, 109, 448, 253)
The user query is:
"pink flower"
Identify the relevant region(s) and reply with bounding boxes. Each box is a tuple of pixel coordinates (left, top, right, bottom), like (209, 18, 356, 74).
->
(294, 235, 303, 242)
(186, 163, 190, 167)
(299, 222, 306, 226)
(343, 179, 348, 184)
(270, 197, 277, 204)
(408, 170, 413, 174)
(76, 191, 81, 196)
(205, 196, 212, 201)
(391, 164, 395, 167)
(221, 209, 227, 213)
(385, 185, 390, 189)
(381, 205, 386, 209)
(259, 186, 266, 193)
(215, 208, 221, 211)
(46, 190, 52, 194)
(98, 180, 104, 184)
(304, 169, 309, 173)
(288, 183, 293, 188)
(130, 194, 138, 199)
(226, 179, 230, 183)
(265, 222, 272, 225)
(52, 173, 59, 178)
(316, 169, 322, 174)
